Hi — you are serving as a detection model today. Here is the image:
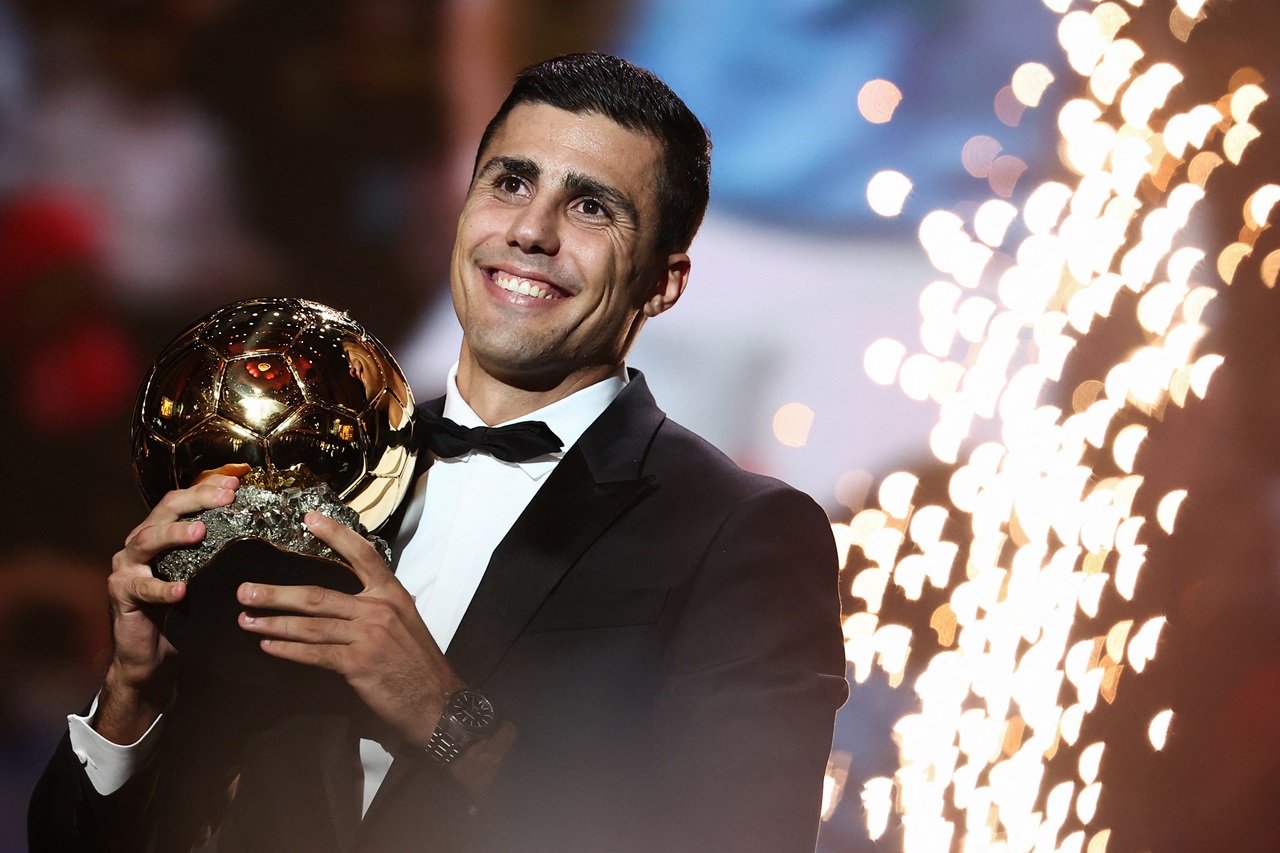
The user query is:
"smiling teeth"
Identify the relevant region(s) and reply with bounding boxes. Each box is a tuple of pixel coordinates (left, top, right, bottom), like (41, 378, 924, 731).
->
(494, 271, 557, 300)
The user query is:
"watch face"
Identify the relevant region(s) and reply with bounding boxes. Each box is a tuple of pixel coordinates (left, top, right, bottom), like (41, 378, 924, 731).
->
(449, 690, 496, 732)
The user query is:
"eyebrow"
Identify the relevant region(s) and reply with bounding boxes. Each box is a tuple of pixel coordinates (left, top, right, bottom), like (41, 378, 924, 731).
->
(563, 172, 640, 225)
(478, 155, 540, 182)
(477, 156, 641, 226)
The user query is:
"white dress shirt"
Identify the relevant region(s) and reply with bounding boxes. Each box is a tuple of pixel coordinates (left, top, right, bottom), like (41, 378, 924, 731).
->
(358, 364, 626, 813)
(68, 363, 628, 818)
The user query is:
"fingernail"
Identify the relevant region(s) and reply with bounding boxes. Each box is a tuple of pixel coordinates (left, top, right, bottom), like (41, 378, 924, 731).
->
(187, 522, 203, 538)
(239, 583, 256, 602)
(241, 612, 255, 625)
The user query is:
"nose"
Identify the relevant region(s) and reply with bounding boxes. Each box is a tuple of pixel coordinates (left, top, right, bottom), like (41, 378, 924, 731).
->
(505, 198, 560, 255)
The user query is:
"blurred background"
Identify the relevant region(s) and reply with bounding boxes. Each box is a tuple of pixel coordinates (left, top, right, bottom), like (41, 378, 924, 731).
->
(0, 0, 1276, 850)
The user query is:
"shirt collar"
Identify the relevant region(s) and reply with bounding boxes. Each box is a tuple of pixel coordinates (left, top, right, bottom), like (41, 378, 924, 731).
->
(438, 363, 629, 480)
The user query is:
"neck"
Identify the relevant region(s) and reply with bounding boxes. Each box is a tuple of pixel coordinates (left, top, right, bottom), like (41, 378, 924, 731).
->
(455, 352, 619, 425)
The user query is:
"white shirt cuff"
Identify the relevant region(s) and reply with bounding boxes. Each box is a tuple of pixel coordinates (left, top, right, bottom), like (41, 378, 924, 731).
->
(66, 694, 166, 796)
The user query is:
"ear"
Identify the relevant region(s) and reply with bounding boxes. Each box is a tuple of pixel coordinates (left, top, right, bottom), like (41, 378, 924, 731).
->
(642, 253, 690, 318)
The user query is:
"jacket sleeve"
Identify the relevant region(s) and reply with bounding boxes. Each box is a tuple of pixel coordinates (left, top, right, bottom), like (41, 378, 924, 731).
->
(647, 484, 849, 853)
(28, 727, 168, 853)
(28, 682, 251, 853)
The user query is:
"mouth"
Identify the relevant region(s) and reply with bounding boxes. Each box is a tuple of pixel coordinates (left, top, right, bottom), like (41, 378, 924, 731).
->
(488, 269, 570, 301)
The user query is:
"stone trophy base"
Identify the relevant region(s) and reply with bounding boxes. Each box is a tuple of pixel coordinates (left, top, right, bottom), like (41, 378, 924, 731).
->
(165, 537, 362, 689)
(156, 483, 387, 703)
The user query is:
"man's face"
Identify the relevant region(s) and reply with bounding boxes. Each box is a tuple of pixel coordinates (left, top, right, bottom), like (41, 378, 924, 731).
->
(450, 103, 687, 391)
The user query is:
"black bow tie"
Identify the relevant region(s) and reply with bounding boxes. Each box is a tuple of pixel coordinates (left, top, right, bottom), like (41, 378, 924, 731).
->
(418, 408, 563, 463)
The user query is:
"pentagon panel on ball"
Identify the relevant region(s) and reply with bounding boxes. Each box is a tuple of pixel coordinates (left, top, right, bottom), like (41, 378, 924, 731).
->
(131, 297, 418, 536)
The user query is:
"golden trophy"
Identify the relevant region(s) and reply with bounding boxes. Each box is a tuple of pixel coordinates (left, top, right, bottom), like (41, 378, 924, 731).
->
(131, 297, 418, 686)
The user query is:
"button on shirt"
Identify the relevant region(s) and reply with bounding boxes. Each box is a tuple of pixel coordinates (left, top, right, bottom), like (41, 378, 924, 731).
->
(68, 363, 629, 819)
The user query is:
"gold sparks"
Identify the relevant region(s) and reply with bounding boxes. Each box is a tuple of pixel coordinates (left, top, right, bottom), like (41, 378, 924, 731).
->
(1170, 5, 1206, 43)
(866, 337, 909, 386)
(988, 156, 1029, 198)
(1245, 184, 1280, 230)
(963, 135, 1005, 178)
(859, 79, 905, 124)
(1218, 242, 1252, 283)
(1148, 709, 1175, 750)
(1175, 0, 1209, 18)
(1013, 63, 1056, 108)
(1261, 250, 1280, 288)
(974, 200, 1019, 247)
(830, 1, 1275, 848)
(773, 402, 816, 448)
(869, 170, 915, 217)
(1230, 83, 1268, 123)
(995, 86, 1029, 127)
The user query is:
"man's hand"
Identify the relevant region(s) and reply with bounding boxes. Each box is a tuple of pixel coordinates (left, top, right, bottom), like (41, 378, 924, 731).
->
(96, 464, 249, 745)
(236, 512, 465, 747)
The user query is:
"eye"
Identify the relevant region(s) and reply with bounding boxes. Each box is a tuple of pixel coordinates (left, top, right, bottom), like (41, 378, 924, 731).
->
(576, 197, 610, 219)
(497, 175, 527, 195)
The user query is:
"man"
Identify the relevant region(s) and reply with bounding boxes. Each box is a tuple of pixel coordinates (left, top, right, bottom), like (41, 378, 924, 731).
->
(30, 53, 848, 852)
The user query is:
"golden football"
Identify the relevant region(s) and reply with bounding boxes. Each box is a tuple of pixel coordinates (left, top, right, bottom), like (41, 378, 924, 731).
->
(132, 297, 417, 534)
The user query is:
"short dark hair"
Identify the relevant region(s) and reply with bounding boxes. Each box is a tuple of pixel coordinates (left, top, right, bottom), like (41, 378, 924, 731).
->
(475, 53, 711, 254)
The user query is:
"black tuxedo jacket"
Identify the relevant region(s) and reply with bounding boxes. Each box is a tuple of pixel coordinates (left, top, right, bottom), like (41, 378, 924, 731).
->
(30, 371, 848, 853)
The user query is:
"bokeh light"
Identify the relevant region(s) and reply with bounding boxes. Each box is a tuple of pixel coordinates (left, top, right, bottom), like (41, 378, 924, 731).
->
(837, 1, 1274, 847)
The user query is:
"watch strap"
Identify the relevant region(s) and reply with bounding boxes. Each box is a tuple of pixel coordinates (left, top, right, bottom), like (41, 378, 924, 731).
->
(424, 688, 496, 766)
(425, 727, 462, 765)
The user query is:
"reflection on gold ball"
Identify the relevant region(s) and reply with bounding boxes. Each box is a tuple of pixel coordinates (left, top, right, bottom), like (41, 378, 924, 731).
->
(132, 298, 416, 532)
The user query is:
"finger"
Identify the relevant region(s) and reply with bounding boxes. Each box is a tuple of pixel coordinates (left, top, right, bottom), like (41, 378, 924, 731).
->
(194, 463, 251, 485)
(302, 512, 392, 589)
(255, 637, 344, 673)
(110, 573, 186, 611)
(120, 519, 209, 568)
(154, 477, 240, 519)
(237, 582, 361, 619)
(238, 611, 354, 645)
(127, 478, 240, 540)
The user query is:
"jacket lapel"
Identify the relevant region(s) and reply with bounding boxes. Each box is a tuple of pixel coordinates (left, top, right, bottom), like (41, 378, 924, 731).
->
(366, 373, 665, 823)
(447, 370, 665, 685)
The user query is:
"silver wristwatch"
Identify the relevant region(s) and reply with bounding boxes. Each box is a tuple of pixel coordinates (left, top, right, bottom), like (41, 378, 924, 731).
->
(425, 688, 497, 765)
